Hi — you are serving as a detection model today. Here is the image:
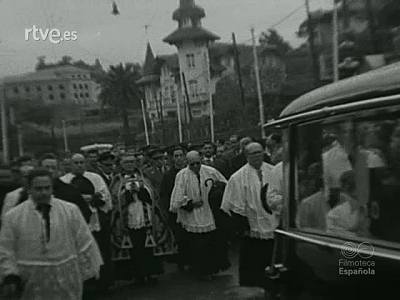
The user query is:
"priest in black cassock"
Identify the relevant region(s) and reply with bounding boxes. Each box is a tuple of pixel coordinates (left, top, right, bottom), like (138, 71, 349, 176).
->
(60, 153, 114, 295)
(160, 145, 188, 270)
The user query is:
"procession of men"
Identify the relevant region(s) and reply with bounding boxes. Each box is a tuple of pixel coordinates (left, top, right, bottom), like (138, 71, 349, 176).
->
(0, 134, 283, 299)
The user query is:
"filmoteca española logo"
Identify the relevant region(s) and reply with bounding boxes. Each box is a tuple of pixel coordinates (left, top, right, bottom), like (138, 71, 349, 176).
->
(341, 241, 374, 259)
(339, 241, 375, 276)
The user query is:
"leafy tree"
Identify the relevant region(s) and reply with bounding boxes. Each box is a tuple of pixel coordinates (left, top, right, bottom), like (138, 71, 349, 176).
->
(34, 56, 106, 83)
(214, 77, 241, 125)
(378, 0, 400, 28)
(12, 99, 54, 126)
(60, 55, 72, 65)
(259, 29, 292, 55)
(98, 63, 143, 145)
(35, 56, 47, 70)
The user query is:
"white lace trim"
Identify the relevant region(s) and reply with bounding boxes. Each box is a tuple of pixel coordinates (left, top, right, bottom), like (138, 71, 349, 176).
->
(18, 255, 77, 266)
(180, 223, 216, 233)
(127, 222, 147, 230)
(78, 242, 103, 281)
(221, 201, 246, 217)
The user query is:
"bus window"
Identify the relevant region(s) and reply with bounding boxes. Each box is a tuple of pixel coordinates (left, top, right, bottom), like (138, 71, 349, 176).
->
(295, 115, 400, 246)
(294, 122, 326, 231)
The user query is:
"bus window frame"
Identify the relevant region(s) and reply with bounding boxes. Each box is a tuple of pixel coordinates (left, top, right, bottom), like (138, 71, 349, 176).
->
(286, 103, 400, 251)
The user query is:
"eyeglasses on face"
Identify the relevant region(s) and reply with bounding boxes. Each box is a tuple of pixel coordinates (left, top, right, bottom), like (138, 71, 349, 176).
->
(248, 151, 263, 155)
(189, 162, 201, 166)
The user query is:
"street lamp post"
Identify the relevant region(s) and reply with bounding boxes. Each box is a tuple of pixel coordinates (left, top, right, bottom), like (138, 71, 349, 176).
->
(141, 99, 150, 145)
(62, 120, 69, 153)
(332, 0, 339, 82)
(1, 86, 9, 165)
(17, 124, 24, 156)
(173, 75, 183, 143)
(251, 27, 266, 139)
(205, 48, 215, 143)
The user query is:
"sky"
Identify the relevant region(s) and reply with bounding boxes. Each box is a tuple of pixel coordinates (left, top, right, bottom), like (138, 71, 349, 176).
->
(0, 0, 332, 77)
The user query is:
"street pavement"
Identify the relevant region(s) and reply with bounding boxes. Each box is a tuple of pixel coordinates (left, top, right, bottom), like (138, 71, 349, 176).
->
(98, 246, 241, 300)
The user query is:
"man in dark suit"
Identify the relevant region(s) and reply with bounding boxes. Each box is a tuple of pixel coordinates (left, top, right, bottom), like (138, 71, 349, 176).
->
(97, 152, 117, 187)
(159, 145, 188, 270)
(40, 153, 91, 222)
(230, 137, 253, 175)
(199, 142, 231, 178)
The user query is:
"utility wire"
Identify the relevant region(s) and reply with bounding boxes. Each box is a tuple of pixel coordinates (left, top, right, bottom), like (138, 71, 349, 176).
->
(238, 2, 308, 45)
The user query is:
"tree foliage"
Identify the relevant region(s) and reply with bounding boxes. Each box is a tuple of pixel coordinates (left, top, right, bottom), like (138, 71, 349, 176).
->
(98, 63, 143, 145)
(214, 76, 260, 130)
(34, 56, 106, 83)
(378, 0, 400, 28)
(259, 29, 292, 55)
(12, 99, 54, 126)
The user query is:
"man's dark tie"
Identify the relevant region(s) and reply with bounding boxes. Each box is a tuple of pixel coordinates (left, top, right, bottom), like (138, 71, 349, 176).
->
(18, 189, 29, 205)
(256, 169, 263, 183)
(36, 203, 51, 242)
(195, 173, 202, 197)
(257, 168, 272, 214)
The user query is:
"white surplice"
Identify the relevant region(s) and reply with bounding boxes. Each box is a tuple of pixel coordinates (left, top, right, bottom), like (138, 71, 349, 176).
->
(170, 165, 227, 233)
(0, 197, 103, 300)
(221, 162, 279, 240)
(61, 171, 112, 232)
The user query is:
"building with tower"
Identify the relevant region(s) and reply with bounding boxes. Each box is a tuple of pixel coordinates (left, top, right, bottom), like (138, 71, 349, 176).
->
(138, 0, 288, 142)
(163, 0, 220, 119)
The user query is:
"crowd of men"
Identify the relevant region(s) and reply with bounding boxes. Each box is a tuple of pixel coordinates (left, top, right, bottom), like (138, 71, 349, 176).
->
(0, 133, 284, 299)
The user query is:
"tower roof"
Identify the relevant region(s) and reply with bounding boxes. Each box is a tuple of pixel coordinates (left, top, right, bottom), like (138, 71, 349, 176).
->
(173, 0, 205, 22)
(143, 43, 157, 75)
(137, 43, 160, 85)
(164, 0, 219, 45)
(163, 27, 220, 45)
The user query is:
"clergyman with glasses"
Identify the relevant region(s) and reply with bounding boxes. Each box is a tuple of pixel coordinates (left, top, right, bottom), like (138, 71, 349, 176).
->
(170, 151, 227, 281)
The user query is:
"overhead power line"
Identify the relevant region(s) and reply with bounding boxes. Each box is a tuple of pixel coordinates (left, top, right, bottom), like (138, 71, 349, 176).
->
(239, 2, 311, 45)
(269, 4, 305, 29)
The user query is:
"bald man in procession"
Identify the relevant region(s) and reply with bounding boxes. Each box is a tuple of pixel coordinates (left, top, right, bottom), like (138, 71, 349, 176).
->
(221, 143, 282, 288)
(60, 153, 114, 294)
(170, 151, 227, 280)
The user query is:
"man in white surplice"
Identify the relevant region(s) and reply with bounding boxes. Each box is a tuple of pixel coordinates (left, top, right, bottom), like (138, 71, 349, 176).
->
(221, 142, 279, 287)
(0, 168, 102, 300)
(170, 151, 227, 279)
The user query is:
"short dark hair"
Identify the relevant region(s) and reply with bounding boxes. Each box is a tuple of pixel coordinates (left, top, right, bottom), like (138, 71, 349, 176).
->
(171, 146, 185, 154)
(98, 152, 115, 162)
(203, 141, 216, 151)
(40, 153, 58, 163)
(26, 168, 52, 187)
(87, 149, 98, 155)
(270, 133, 282, 144)
(17, 155, 33, 165)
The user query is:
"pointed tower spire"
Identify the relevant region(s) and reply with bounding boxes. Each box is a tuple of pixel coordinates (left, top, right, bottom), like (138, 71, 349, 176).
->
(143, 42, 156, 75)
